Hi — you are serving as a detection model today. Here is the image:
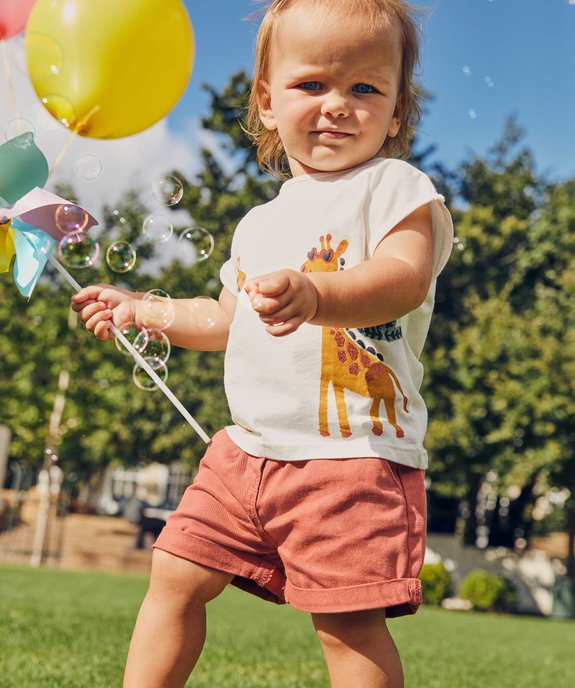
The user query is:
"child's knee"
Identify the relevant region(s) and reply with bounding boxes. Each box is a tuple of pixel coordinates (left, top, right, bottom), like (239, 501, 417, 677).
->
(148, 548, 233, 606)
(312, 609, 388, 651)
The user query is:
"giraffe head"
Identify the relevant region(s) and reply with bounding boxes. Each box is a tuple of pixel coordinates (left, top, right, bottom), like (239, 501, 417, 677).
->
(300, 234, 348, 274)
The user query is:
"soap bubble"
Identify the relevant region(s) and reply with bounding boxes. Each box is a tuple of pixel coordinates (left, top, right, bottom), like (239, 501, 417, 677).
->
(134, 328, 171, 363)
(152, 176, 184, 206)
(178, 227, 215, 263)
(142, 289, 175, 331)
(4, 118, 36, 145)
(115, 322, 148, 356)
(132, 356, 169, 392)
(55, 204, 90, 234)
(106, 241, 137, 273)
(40, 94, 76, 129)
(58, 232, 100, 269)
(111, 209, 127, 225)
(74, 153, 102, 180)
(467, 109, 477, 119)
(24, 32, 63, 78)
(142, 213, 173, 244)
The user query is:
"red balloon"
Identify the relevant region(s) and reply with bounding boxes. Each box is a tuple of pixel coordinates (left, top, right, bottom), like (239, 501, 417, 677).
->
(0, 0, 37, 40)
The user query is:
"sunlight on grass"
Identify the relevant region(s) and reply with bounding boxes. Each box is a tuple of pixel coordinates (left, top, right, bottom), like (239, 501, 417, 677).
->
(1, 564, 574, 687)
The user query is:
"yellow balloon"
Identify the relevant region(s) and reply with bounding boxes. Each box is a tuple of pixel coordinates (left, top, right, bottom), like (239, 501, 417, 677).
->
(25, 0, 194, 139)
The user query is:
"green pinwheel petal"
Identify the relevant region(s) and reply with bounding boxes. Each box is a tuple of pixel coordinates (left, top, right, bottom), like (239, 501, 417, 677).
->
(0, 134, 50, 207)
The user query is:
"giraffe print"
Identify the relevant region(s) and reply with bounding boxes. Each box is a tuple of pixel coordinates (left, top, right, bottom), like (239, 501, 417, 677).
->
(300, 234, 409, 438)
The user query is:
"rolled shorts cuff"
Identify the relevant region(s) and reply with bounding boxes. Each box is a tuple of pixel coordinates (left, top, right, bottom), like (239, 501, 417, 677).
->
(285, 577, 422, 617)
(153, 527, 286, 604)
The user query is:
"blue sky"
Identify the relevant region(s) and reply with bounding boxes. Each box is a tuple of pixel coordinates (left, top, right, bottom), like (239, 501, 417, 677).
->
(176, 0, 575, 181)
(1, 0, 573, 220)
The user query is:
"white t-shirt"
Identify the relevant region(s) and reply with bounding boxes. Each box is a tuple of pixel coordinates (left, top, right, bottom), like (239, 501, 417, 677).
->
(219, 158, 453, 468)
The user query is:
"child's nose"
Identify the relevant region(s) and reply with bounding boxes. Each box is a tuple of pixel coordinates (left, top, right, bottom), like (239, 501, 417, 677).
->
(320, 90, 350, 118)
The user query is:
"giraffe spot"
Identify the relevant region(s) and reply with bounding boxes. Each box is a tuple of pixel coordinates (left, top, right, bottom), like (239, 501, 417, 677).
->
(335, 331, 345, 347)
(330, 328, 336, 336)
(347, 343, 358, 360)
(348, 362, 360, 375)
(365, 362, 386, 382)
(338, 350, 347, 364)
(360, 353, 371, 368)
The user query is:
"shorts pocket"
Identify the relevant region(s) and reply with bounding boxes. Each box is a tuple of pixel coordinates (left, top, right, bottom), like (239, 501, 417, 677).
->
(381, 458, 406, 494)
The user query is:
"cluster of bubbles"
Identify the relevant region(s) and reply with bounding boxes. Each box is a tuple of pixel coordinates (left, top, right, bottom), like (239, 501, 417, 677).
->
(0, 135, 217, 393)
(461, 66, 496, 121)
(2, 113, 218, 398)
(114, 289, 174, 392)
(56, 175, 215, 285)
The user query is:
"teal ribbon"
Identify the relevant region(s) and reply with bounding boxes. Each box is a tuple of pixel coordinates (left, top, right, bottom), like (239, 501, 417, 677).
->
(11, 218, 56, 298)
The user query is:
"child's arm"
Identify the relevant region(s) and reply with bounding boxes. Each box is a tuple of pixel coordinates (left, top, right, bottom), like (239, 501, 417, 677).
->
(71, 285, 236, 351)
(246, 204, 433, 337)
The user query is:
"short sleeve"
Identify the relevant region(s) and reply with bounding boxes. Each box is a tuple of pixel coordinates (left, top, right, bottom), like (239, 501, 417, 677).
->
(220, 256, 237, 293)
(366, 160, 454, 279)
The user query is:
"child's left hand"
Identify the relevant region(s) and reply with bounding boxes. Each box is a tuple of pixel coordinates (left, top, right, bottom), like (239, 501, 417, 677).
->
(245, 269, 318, 336)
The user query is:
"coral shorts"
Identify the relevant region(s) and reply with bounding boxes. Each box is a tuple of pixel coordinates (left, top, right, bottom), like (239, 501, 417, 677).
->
(154, 429, 426, 617)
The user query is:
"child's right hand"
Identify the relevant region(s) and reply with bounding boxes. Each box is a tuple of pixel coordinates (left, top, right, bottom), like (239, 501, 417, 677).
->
(71, 285, 137, 341)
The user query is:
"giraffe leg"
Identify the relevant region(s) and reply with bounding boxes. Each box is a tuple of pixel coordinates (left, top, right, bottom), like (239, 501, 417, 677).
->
(319, 377, 330, 437)
(333, 385, 352, 438)
(369, 397, 383, 436)
(383, 397, 404, 438)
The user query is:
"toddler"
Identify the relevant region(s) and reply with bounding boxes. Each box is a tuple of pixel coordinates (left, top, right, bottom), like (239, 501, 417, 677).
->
(72, 1, 453, 686)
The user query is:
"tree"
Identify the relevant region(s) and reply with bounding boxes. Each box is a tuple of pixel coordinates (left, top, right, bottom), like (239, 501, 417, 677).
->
(423, 119, 575, 568)
(0, 73, 281, 484)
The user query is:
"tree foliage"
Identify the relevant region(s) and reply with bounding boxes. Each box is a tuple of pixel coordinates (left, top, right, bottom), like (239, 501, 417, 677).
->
(1, 74, 574, 575)
(423, 118, 575, 565)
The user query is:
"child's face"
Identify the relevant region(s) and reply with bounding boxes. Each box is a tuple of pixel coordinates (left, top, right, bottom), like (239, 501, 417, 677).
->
(257, 7, 403, 177)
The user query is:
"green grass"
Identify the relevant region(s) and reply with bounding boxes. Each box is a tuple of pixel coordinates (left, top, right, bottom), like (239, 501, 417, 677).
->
(1, 563, 574, 687)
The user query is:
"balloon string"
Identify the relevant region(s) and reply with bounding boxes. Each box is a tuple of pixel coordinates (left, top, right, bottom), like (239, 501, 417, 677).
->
(47, 253, 212, 445)
(49, 127, 78, 177)
(49, 104, 101, 177)
(1, 39, 20, 122)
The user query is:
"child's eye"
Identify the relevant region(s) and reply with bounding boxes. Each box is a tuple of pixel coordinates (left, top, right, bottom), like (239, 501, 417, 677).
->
(298, 81, 322, 92)
(352, 83, 378, 94)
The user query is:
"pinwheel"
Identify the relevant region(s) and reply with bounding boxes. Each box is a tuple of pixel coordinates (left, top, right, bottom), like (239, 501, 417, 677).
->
(0, 133, 210, 443)
(0, 134, 98, 297)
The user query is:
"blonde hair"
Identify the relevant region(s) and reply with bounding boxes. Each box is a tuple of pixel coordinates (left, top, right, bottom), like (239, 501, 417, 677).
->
(246, 0, 423, 178)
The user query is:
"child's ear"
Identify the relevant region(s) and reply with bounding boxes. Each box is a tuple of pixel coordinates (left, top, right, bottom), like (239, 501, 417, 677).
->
(387, 96, 404, 138)
(257, 80, 277, 131)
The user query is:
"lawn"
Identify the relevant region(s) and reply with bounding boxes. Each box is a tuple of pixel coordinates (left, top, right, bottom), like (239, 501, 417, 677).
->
(1, 563, 574, 687)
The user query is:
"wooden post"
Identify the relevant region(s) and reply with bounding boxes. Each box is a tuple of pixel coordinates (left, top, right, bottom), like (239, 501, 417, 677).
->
(0, 425, 11, 513)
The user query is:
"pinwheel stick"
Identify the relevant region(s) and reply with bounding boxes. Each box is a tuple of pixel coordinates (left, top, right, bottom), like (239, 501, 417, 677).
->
(47, 253, 211, 445)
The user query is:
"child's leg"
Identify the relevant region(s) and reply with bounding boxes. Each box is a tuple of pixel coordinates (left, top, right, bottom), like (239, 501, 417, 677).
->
(312, 609, 404, 688)
(123, 548, 233, 688)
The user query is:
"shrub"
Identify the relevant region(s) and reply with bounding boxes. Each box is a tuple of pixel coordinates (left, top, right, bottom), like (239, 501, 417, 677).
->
(420, 562, 454, 605)
(459, 569, 518, 613)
